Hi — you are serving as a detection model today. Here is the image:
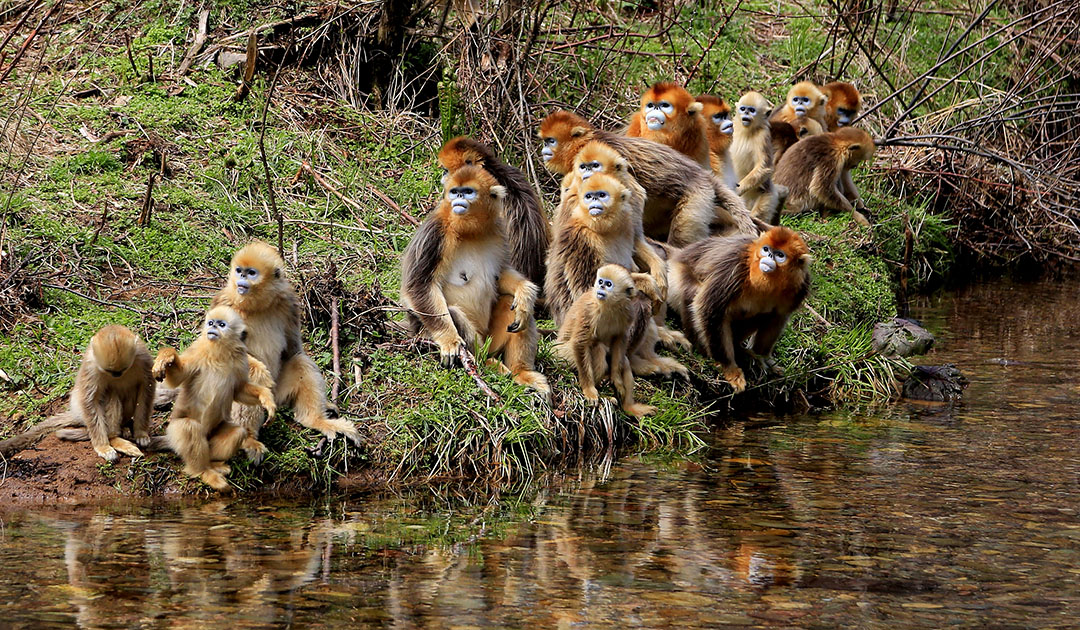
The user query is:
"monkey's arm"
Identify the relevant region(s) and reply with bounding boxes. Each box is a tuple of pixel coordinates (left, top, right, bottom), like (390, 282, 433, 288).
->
(152, 347, 191, 388)
(633, 237, 668, 300)
(810, 170, 853, 212)
(737, 149, 773, 193)
(235, 382, 276, 418)
(498, 268, 538, 333)
(402, 221, 463, 362)
(247, 355, 274, 388)
(840, 169, 864, 208)
(573, 336, 599, 403)
(750, 313, 791, 363)
(85, 399, 118, 462)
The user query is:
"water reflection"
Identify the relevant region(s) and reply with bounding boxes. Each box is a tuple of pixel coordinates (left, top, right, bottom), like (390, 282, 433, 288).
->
(1, 278, 1079, 628)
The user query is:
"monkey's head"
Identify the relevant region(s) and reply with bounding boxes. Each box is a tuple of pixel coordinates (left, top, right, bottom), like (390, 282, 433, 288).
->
(593, 264, 636, 304)
(437, 136, 494, 184)
(203, 306, 246, 344)
(440, 166, 505, 233)
(539, 110, 593, 175)
(229, 241, 284, 302)
(835, 127, 875, 168)
(576, 172, 629, 227)
(823, 81, 861, 127)
(89, 325, 138, 378)
(697, 94, 733, 136)
(736, 92, 772, 129)
(749, 227, 811, 285)
(786, 81, 826, 119)
(574, 141, 629, 182)
(639, 82, 701, 132)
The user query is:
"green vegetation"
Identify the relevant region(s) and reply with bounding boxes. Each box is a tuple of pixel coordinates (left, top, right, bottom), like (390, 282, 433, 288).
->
(0, 0, 1002, 495)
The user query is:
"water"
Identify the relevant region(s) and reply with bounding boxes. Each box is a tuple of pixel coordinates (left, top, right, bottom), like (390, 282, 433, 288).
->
(1, 277, 1078, 629)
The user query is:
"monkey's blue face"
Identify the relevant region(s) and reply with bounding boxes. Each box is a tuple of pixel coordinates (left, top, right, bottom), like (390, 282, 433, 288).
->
(758, 245, 788, 274)
(644, 100, 673, 130)
(583, 189, 611, 216)
(205, 317, 230, 341)
(595, 276, 614, 300)
(234, 266, 260, 295)
(578, 160, 603, 180)
(836, 107, 855, 126)
(791, 95, 811, 117)
(448, 186, 478, 214)
(738, 104, 758, 126)
(712, 111, 733, 135)
(541, 137, 557, 162)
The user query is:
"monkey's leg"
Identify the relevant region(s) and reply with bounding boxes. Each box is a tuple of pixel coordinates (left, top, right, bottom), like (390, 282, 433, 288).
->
(231, 403, 268, 464)
(166, 417, 224, 489)
(572, 340, 600, 404)
(713, 317, 746, 393)
(497, 269, 539, 334)
(108, 437, 144, 458)
(133, 377, 153, 448)
(749, 315, 791, 375)
(277, 354, 361, 444)
(750, 190, 780, 226)
(614, 352, 656, 419)
(207, 423, 247, 475)
(87, 402, 120, 463)
(630, 323, 689, 379)
(810, 172, 854, 216)
(633, 237, 668, 300)
(487, 296, 549, 396)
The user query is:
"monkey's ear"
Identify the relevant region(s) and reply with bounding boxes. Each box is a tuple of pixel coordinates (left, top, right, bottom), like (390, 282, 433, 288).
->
(820, 94, 829, 105)
(619, 188, 631, 203)
(274, 267, 281, 278)
(570, 126, 588, 138)
(799, 253, 813, 265)
(764, 107, 773, 119)
(490, 185, 507, 200)
(240, 330, 248, 342)
(687, 101, 703, 115)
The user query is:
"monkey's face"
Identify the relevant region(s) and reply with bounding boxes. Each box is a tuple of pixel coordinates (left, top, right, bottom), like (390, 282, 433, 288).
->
(594, 265, 634, 302)
(737, 98, 769, 128)
(230, 242, 282, 298)
(233, 264, 261, 295)
(756, 243, 789, 274)
(447, 185, 479, 215)
(836, 107, 856, 127)
(540, 111, 591, 174)
(752, 228, 811, 276)
(582, 188, 614, 217)
(790, 95, 811, 118)
(204, 316, 231, 341)
(712, 109, 733, 135)
(577, 157, 603, 180)
(643, 99, 674, 130)
(203, 307, 245, 343)
(540, 136, 557, 163)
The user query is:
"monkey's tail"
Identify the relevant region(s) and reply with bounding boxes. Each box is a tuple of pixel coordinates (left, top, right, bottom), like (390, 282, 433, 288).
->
(143, 436, 172, 452)
(0, 413, 82, 456)
(56, 428, 90, 441)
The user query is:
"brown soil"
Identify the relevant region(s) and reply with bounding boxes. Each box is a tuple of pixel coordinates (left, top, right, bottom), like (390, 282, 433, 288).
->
(0, 435, 182, 507)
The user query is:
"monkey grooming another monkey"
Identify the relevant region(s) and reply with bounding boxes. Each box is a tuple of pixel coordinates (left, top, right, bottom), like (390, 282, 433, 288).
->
(730, 91, 781, 225)
(668, 226, 811, 393)
(626, 82, 712, 170)
(153, 306, 277, 491)
(438, 136, 550, 287)
(774, 127, 876, 226)
(0, 325, 154, 460)
(556, 264, 657, 419)
(401, 166, 549, 395)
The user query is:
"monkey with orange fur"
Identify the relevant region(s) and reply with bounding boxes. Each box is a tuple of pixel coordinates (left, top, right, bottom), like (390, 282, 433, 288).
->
(774, 127, 876, 226)
(153, 306, 277, 491)
(626, 82, 711, 170)
(696, 94, 738, 188)
(0, 326, 155, 460)
(821, 82, 862, 131)
(401, 166, 549, 395)
(209, 242, 361, 461)
(437, 136, 549, 287)
(556, 264, 658, 418)
(771, 81, 828, 136)
(668, 226, 811, 393)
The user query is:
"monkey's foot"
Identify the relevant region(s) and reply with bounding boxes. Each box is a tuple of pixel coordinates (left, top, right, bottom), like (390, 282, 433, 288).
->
(135, 434, 152, 449)
(657, 327, 691, 352)
(318, 417, 362, 446)
(199, 470, 231, 492)
(109, 437, 144, 458)
(243, 437, 268, 464)
(723, 366, 747, 393)
(96, 447, 120, 463)
(657, 357, 689, 379)
(512, 370, 550, 396)
(852, 209, 871, 227)
(623, 403, 657, 419)
(209, 461, 231, 475)
(582, 386, 600, 405)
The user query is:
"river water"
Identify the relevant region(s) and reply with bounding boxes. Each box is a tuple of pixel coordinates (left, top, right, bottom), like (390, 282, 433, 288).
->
(1, 277, 1078, 629)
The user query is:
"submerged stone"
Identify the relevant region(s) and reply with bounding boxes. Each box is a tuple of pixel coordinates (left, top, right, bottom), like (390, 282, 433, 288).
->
(902, 364, 967, 402)
(873, 317, 935, 357)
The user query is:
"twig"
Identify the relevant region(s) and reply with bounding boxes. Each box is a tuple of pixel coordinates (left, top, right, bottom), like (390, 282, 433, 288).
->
(458, 345, 501, 403)
(0, 0, 43, 63)
(330, 294, 341, 404)
(138, 172, 155, 227)
(233, 31, 257, 101)
(177, 9, 210, 76)
(366, 184, 419, 227)
(0, 0, 61, 84)
(258, 34, 290, 258)
(123, 32, 136, 77)
(295, 161, 376, 231)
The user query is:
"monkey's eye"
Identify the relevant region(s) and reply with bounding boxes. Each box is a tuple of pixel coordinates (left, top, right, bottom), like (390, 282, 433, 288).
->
(594, 192, 608, 201)
(235, 267, 242, 274)
(589, 162, 601, 170)
(605, 280, 613, 288)
(774, 250, 787, 263)
(761, 245, 771, 257)
(107, 369, 124, 377)
(218, 320, 228, 328)
(712, 113, 723, 122)
(645, 102, 656, 110)
(659, 101, 673, 113)
(544, 137, 556, 146)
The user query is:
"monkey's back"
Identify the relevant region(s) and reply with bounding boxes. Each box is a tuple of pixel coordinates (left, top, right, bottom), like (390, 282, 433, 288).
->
(774, 134, 837, 210)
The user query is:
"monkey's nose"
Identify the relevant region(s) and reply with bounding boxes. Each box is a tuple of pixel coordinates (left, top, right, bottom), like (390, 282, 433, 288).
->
(541, 148, 553, 161)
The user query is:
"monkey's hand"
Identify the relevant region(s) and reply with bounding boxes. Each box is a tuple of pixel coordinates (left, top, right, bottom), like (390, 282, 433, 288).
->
(722, 366, 746, 393)
(135, 433, 152, 448)
(582, 385, 600, 405)
(437, 335, 465, 368)
(95, 445, 120, 463)
(258, 390, 276, 418)
(507, 283, 538, 333)
(152, 347, 179, 381)
(248, 356, 273, 388)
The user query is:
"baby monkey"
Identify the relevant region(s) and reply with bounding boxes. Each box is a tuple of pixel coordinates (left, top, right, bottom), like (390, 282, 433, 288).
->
(556, 264, 658, 419)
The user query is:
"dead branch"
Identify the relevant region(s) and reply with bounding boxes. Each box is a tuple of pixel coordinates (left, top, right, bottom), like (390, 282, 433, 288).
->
(177, 9, 210, 76)
(458, 345, 501, 403)
(296, 161, 376, 232)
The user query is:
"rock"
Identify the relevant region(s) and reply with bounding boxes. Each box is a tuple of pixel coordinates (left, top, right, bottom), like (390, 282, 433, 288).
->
(873, 317, 935, 357)
(902, 364, 967, 402)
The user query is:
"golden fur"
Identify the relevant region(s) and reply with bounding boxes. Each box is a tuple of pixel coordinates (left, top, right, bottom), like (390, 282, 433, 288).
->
(774, 127, 876, 226)
(556, 264, 657, 418)
(626, 82, 711, 170)
(822, 82, 862, 131)
(154, 306, 276, 491)
(771, 81, 827, 136)
(696, 94, 738, 188)
(730, 92, 780, 225)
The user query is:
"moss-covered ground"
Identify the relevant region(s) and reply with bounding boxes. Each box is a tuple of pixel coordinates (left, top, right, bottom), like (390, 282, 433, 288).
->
(0, 0, 971, 495)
